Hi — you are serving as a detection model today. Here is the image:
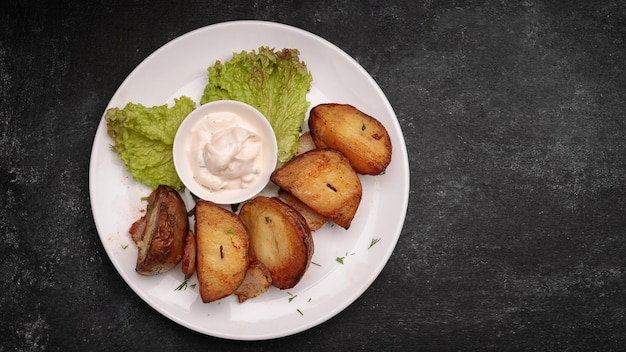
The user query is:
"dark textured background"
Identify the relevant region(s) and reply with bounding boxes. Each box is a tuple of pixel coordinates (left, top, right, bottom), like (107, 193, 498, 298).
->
(2, 1, 626, 351)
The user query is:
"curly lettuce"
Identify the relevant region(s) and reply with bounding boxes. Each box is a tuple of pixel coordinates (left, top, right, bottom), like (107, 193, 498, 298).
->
(200, 47, 313, 163)
(105, 96, 195, 191)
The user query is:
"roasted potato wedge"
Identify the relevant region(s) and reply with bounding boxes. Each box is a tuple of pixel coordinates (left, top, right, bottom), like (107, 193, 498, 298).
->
(234, 260, 273, 303)
(129, 185, 188, 276)
(277, 188, 327, 232)
(239, 196, 313, 290)
(309, 103, 392, 175)
(271, 149, 362, 229)
(181, 230, 196, 277)
(296, 131, 317, 155)
(195, 200, 249, 303)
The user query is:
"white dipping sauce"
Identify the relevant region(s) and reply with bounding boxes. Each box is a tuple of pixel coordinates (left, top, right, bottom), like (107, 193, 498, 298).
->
(189, 112, 263, 191)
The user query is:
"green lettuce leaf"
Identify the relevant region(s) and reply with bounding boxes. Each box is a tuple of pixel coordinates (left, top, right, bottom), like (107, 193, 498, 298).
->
(105, 96, 195, 191)
(200, 47, 313, 163)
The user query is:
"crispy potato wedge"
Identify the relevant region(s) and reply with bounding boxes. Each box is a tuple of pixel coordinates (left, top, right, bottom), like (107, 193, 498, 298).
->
(234, 260, 273, 303)
(309, 103, 392, 175)
(271, 149, 362, 229)
(277, 188, 327, 232)
(296, 131, 317, 155)
(181, 230, 196, 277)
(239, 196, 313, 290)
(129, 185, 188, 276)
(195, 200, 249, 303)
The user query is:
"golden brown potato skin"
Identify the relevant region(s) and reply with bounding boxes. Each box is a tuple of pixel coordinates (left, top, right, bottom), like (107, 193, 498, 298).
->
(271, 149, 362, 229)
(195, 200, 249, 303)
(277, 188, 327, 232)
(129, 185, 188, 276)
(309, 103, 392, 175)
(181, 230, 196, 278)
(239, 196, 313, 290)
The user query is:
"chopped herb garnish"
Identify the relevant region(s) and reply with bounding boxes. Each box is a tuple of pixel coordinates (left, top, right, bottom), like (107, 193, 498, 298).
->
(141, 196, 148, 201)
(337, 252, 354, 264)
(368, 238, 381, 249)
(175, 277, 190, 291)
(190, 283, 197, 289)
(224, 229, 234, 234)
(297, 309, 303, 315)
(190, 192, 200, 202)
(361, 122, 367, 131)
(265, 216, 272, 224)
(311, 261, 321, 267)
(231, 203, 240, 212)
(187, 207, 194, 217)
(287, 291, 299, 303)
(121, 244, 128, 250)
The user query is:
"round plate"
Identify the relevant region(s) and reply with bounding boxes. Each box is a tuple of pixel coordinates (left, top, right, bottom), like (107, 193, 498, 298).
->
(89, 20, 409, 340)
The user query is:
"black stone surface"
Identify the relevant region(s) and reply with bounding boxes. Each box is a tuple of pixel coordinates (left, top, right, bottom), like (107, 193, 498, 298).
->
(2, 1, 626, 351)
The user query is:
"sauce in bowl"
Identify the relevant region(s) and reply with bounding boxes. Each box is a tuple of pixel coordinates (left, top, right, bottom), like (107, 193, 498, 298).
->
(173, 100, 277, 204)
(190, 112, 262, 191)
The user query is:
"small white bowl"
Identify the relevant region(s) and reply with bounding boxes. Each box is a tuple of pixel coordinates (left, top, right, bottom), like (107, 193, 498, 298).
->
(173, 100, 277, 204)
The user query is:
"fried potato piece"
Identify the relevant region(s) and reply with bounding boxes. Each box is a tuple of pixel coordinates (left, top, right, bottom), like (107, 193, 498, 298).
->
(296, 131, 317, 155)
(129, 185, 188, 276)
(309, 103, 392, 175)
(234, 260, 273, 303)
(239, 196, 313, 290)
(277, 188, 327, 232)
(195, 200, 249, 303)
(181, 230, 196, 277)
(271, 149, 362, 229)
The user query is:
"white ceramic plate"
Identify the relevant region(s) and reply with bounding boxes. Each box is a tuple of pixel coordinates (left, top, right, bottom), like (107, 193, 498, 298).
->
(89, 20, 409, 340)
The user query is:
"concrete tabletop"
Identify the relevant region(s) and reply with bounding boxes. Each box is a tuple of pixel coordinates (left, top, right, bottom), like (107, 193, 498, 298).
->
(1, 1, 625, 351)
